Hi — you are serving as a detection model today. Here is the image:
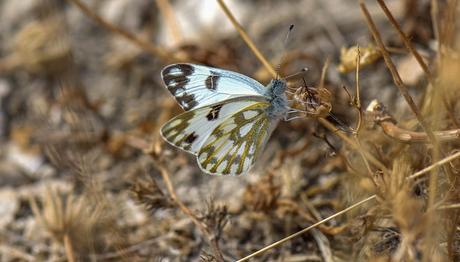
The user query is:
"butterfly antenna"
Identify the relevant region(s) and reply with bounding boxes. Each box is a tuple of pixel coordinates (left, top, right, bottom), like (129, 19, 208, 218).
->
(275, 24, 295, 79)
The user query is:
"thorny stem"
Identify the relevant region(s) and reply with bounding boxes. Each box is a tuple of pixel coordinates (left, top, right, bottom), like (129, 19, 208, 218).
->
(66, 0, 181, 62)
(216, 0, 277, 78)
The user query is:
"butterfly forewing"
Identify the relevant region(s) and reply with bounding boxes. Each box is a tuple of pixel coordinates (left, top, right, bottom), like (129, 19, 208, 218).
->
(162, 64, 266, 111)
(197, 102, 273, 175)
(161, 97, 267, 154)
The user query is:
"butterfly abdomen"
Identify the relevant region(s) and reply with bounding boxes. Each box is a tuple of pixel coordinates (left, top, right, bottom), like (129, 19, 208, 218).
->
(264, 79, 289, 119)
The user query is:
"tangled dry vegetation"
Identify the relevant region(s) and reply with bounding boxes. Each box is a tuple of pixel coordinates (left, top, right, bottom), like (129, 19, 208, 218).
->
(1, 0, 460, 261)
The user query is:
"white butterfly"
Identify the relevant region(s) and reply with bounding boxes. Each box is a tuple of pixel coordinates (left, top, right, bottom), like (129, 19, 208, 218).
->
(160, 63, 290, 176)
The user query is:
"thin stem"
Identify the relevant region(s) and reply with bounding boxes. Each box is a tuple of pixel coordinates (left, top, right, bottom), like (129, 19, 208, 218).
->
(354, 46, 363, 134)
(236, 195, 378, 262)
(376, 0, 434, 85)
(377, 121, 460, 143)
(318, 118, 389, 174)
(66, 0, 180, 62)
(319, 57, 330, 89)
(352, 48, 373, 176)
(237, 148, 460, 260)
(64, 234, 76, 262)
(124, 137, 225, 261)
(360, 1, 437, 145)
(156, 0, 183, 45)
(155, 163, 225, 262)
(430, 0, 440, 62)
(408, 150, 460, 180)
(360, 3, 441, 219)
(216, 0, 277, 78)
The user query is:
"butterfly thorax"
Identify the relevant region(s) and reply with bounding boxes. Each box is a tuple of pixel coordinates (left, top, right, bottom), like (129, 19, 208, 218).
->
(264, 79, 289, 119)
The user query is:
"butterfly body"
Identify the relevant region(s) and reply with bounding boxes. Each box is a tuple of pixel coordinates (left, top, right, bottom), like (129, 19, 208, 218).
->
(263, 79, 289, 118)
(160, 63, 289, 176)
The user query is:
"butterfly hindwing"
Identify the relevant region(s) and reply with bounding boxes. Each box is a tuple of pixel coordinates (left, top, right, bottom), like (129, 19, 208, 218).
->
(197, 102, 274, 175)
(162, 64, 266, 111)
(161, 97, 267, 154)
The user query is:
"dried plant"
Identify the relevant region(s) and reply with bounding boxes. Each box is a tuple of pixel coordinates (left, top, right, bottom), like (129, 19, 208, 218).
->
(337, 44, 381, 73)
(29, 186, 112, 261)
(243, 172, 280, 212)
(198, 200, 229, 243)
(11, 16, 71, 74)
(130, 176, 175, 213)
(4, 0, 460, 261)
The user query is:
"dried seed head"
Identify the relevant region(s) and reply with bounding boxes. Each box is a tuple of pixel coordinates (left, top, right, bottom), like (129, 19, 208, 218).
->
(130, 177, 175, 213)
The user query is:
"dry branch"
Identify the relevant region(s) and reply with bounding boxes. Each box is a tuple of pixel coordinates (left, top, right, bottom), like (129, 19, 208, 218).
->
(367, 100, 460, 143)
(359, 1, 437, 145)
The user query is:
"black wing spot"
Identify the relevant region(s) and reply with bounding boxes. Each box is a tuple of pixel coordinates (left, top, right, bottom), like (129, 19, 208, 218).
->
(165, 76, 188, 95)
(184, 132, 198, 144)
(206, 104, 223, 121)
(163, 64, 195, 77)
(205, 71, 220, 90)
(162, 64, 195, 95)
(176, 93, 198, 110)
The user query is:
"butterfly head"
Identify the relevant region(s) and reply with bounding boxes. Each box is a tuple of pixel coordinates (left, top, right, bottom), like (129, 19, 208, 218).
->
(272, 79, 287, 96)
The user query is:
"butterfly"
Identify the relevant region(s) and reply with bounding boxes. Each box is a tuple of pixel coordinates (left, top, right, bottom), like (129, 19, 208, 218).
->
(160, 63, 292, 176)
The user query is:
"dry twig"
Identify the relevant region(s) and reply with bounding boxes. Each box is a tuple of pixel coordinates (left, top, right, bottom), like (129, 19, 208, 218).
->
(126, 140, 225, 262)
(66, 0, 181, 62)
(376, 0, 433, 84)
(216, 0, 276, 77)
(238, 148, 460, 260)
(360, 4, 442, 241)
(155, 0, 183, 45)
(360, 1, 437, 145)
(152, 160, 225, 261)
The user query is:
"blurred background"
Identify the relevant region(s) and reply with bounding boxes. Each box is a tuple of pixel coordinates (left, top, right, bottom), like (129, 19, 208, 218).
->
(1, 0, 459, 261)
